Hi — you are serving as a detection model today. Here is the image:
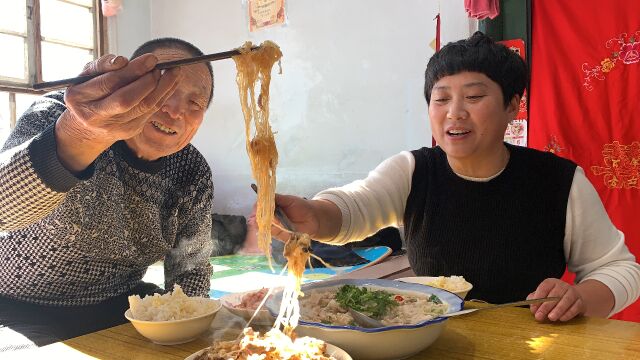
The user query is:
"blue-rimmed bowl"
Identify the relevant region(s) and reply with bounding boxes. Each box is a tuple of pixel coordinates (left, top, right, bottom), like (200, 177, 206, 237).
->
(265, 279, 464, 360)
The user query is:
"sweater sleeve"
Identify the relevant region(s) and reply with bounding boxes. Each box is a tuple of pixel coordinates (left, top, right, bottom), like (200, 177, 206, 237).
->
(564, 167, 640, 316)
(313, 151, 415, 245)
(163, 167, 214, 297)
(0, 92, 93, 231)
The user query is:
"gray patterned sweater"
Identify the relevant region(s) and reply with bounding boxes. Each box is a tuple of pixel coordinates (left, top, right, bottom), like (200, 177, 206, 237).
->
(0, 91, 213, 306)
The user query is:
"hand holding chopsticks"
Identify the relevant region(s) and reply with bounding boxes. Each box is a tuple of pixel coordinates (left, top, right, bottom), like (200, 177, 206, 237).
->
(53, 53, 184, 173)
(32, 46, 258, 91)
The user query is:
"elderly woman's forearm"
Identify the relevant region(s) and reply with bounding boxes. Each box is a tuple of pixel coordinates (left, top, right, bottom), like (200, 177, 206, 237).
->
(0, 140, 66, 231)
(55, 111, 112, 174)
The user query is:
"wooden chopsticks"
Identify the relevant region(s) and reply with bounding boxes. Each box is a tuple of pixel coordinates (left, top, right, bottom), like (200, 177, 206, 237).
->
(32, 46, 258, 91)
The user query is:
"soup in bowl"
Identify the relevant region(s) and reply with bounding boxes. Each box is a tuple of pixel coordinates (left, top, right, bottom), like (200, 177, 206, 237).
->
(266, 279, 464, 360)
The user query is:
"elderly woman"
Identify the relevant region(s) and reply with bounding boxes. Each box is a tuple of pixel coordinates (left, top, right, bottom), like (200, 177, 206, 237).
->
(0, 38, 215, 346)
(271, 32, 640, 322)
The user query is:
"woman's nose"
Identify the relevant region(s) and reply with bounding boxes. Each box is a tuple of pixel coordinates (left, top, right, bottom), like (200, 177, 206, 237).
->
(447, 98, 468, 120)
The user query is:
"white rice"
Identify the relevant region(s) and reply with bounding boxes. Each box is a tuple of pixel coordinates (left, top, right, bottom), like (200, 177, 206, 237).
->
(426, 276, 470, 292)
(128, 284, 216, 321)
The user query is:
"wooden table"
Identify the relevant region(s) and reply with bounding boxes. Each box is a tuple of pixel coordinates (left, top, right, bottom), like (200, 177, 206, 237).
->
(11, 302, 640, 360)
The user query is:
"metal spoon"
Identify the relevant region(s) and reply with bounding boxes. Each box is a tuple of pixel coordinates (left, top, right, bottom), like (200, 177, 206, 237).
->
(348, 296, 561, 328)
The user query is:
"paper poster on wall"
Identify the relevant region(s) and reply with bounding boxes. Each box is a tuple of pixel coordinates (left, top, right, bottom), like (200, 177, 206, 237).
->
(499, 39, 528, 146)
(504, 119, 528, 147)
(248, 0, 286, 32)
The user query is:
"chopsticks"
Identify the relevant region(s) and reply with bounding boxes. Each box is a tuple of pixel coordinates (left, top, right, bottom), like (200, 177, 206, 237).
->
(250, 183, 297, 232)
(31, 46, 259, 91)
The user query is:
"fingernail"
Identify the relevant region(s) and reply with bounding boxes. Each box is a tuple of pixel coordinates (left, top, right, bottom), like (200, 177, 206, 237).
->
(110, 56, 124, 65)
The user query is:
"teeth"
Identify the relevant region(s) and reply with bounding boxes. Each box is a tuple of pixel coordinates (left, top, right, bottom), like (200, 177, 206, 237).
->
(448, 129, 469, 135)
(152, 121, 176, 134)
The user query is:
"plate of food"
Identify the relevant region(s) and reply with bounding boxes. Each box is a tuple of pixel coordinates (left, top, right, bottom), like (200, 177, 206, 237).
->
(219, 288, 275, 325)
(185, 327, 352, 360)
(397, 275, 473, 299)
(265, 278, 464, 360)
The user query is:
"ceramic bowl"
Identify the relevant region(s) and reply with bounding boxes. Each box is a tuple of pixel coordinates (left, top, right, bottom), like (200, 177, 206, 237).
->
(124, 299, 221, 345)
(185, 342, 352, 360)
(220, 289, 275, 325)
(266, 279, 464, 360)
(397, 276, 473, 299)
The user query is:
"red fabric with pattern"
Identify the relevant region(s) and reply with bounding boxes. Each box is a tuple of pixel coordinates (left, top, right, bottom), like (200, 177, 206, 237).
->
(530, 0, 640, 321)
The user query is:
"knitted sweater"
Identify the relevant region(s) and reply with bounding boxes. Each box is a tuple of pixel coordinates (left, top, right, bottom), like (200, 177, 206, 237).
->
(315, 149, 640, 315)
(0, 92, 214, 306)
(403, 145, 574, 303)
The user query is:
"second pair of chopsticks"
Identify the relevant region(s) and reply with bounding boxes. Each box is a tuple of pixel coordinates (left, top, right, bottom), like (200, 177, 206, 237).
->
(32, 46, 259, 91)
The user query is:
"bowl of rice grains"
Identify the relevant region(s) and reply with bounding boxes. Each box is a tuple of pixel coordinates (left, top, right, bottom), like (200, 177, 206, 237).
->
(125, 285, 221, 345)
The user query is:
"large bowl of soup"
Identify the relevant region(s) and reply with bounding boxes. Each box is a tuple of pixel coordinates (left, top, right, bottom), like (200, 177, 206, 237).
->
(266, 279, 464, 360)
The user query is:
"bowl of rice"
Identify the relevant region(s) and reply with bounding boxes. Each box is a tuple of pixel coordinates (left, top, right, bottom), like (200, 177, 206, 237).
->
(125, 285, 221, 345)
(397, 276, 473, 299)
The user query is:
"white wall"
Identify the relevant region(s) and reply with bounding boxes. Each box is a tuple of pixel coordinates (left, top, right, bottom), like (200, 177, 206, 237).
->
(108, 0, 151, 57)
(113, 0, 472, 216)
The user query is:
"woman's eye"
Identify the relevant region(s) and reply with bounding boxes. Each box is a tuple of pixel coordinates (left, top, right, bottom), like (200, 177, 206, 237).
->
(434, 98, 449, 103)
(466, 95, 485, 100)
(190, 100, 203, 109)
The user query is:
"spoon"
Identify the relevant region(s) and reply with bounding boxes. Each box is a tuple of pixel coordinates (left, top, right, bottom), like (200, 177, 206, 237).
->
(348, 296, 561, 328)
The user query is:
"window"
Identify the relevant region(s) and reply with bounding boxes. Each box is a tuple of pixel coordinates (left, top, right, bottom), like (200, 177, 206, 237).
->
(0, 0, 106, 145)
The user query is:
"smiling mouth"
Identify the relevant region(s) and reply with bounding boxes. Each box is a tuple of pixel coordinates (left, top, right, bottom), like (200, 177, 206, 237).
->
(151, 121, 177, 135)
(446, 129, 471, 137)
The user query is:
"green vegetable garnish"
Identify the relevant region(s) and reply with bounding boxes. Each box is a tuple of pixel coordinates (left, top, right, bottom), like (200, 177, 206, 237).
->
(428, 294, 442, 304)
(335, 285, 398, 319)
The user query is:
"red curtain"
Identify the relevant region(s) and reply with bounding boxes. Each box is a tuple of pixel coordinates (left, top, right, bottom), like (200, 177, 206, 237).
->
(530, 0, 640, 322)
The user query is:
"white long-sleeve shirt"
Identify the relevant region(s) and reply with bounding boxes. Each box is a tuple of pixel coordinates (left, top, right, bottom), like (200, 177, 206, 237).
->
(315, 151, 640, 316)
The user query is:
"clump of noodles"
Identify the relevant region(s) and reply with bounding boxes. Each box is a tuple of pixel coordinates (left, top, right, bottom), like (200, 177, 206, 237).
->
(232, 41, 282, 266)
(232, 40, 319, 339)
(274, 232, 312, 336)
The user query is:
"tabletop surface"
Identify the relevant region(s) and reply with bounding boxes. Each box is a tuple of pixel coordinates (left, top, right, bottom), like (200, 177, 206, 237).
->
(14, 301, 640, 360)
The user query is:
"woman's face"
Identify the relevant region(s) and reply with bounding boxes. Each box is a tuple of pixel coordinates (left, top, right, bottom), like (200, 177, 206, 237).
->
(126, 47, 212, 161)
(428, 71, 519, 166)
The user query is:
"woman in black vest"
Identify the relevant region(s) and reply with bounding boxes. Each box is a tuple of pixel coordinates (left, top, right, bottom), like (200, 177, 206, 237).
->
(269, 32, 640, 322)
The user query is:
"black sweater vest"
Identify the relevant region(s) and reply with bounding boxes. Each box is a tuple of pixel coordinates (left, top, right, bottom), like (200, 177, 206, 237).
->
(404, 144, 577, 303)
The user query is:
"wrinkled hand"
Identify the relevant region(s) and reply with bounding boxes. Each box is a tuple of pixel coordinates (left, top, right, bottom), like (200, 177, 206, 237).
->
(528, 278, 586, 322)
(60, 53, 182, 145)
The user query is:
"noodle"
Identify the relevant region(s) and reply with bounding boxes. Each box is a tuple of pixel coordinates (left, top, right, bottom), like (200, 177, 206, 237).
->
(232, 40, 314, 340)
(274, 233, 312, 336)
(232, 41, 282, 265)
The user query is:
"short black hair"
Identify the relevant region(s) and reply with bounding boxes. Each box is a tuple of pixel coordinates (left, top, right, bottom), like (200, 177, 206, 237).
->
(132, 37, 214, 107)
(424, 31, 527, 107)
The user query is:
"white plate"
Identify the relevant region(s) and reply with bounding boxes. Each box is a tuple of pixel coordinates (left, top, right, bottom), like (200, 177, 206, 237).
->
(185, 342, 352, 360)
(396, 276, 472, 299)
(220, 290, 274, 325)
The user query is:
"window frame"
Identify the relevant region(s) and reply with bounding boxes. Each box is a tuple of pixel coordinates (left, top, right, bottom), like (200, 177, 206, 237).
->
(0, 0, 107, 94)
(0, 0, 106, 141)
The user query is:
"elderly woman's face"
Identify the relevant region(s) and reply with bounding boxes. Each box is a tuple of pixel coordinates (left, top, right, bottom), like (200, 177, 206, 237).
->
(126, 47, 212, 160)
(428, 71, 518, 166)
